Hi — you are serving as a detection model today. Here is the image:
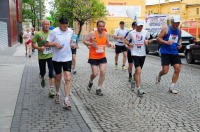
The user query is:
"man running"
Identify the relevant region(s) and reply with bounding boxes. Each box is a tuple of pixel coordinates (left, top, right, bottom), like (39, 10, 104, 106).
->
(125, 20, 152, 96)
(32, 19, 55, 97)
(124, 21, 136, 82)
(71, 29, 79, 74)
(156, 16, 182, 94)
(83, 20, 112, 96)
(113, 21, 128, 70)
(46, 16, 74, 108)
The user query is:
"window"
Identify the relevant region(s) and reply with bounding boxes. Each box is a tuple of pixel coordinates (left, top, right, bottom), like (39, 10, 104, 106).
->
(197, 8, 199, 15)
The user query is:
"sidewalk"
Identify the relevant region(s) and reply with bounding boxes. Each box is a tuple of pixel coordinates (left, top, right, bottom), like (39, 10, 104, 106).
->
(0, 44, 92, 132)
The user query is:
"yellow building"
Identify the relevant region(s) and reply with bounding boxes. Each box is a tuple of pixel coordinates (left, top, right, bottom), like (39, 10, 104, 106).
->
(75, 0, 146, 37)
(95, 0, 146, 34)
(146, 0, 200, 21)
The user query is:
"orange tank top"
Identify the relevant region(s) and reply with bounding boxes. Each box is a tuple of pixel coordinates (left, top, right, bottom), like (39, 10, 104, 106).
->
(89, 31, 107, 59)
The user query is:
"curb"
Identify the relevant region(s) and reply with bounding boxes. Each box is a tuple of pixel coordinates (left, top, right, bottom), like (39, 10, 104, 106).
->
(62, 79, 99, 132)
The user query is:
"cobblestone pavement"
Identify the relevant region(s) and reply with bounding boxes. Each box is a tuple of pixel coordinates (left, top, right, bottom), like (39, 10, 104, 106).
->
(71, 43, 200, 132)
(2, 43, 200, 132)
(1, 44, 90, 132)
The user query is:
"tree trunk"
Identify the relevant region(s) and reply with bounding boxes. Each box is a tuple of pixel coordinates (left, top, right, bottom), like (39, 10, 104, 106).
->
(78, 21, 84, 39)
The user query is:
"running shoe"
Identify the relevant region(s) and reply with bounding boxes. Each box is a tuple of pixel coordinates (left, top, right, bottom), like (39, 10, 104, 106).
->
(73, 69, 77, 74)
(96, 89, 103, 96)
(49, 89, 55, 98)
(137, 89, 143, 97)
(128, 76, 132, 82)
(41, 79, 45, 88)
(55, 94, 60, 104)
(131, 80, 135, 91)
(63, 99, 71, 109)
(87, 81, 93, 91)
(122, 66, 127, 70)
(155, 76, 161, 84)
(169, 88, 178, 94)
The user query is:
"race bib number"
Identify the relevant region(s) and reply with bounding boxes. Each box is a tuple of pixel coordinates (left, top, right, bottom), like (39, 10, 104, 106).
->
(96, 46, 104, 53)
(169, 34, 178, 43)
(43, 47, 52, 54)
(136, 46, 142, 53)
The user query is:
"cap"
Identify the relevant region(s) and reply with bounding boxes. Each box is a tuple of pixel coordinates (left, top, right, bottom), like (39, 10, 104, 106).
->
(136, 20, 144, 26)
(119, 21, 125, 25)
(171, 16, 180, 23)
(59, 16, 68, 24)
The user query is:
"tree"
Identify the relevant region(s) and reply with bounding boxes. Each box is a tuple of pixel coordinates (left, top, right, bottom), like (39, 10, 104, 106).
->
(51, 0, 107, 38)
(22, 0, 45, 29)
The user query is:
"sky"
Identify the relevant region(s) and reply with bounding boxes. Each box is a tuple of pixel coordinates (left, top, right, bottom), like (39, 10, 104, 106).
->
(44, 0, 54, 16)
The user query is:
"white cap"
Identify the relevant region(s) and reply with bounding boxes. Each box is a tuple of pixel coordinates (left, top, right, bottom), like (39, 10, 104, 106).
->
(172, 16, 180, 23)
(136, 20, 145, 26)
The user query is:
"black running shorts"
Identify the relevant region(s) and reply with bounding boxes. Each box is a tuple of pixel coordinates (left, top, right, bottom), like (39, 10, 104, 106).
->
(88, 57, 107, 66)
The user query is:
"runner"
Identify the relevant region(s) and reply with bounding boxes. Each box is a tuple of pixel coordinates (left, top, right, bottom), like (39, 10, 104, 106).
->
(46, 16, 74, 108)
(71, 29, 79, 74)
(125, 20, 152, 96)
(83, 20, 112, 96)
(23, 28, 32, 58)
(124, 21, 136, 82)
(32, 19, 55, 97)
(31, 27, 35, 52)
(156, 16, 182, 94)
(113, 21, 129, 70)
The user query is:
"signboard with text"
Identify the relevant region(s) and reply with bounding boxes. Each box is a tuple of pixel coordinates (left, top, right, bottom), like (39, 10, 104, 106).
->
(145, 15, 168, 33)
(106, 6, 141, 17)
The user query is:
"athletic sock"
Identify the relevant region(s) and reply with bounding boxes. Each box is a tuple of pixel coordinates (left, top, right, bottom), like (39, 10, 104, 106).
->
(169, 83, 175, 89)
(65, 96, 69, 102)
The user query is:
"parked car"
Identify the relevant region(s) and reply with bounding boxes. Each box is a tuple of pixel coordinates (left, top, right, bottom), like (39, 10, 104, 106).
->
(184, 41, 200, 64)
(146, 30, 195, 54)
(180, 20, 200, 38)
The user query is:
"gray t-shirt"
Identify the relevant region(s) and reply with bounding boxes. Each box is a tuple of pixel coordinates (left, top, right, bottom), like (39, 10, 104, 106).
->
(114, 28, 128, 46)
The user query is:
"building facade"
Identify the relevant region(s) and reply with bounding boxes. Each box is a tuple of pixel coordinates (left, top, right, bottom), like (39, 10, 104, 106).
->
(74, 0, 146, 38)
(0, 0, 22, 48)
(146, 0, 200, 20)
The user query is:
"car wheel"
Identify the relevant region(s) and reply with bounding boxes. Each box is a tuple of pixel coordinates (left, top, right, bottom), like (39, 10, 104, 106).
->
(185, 51, 195, 64)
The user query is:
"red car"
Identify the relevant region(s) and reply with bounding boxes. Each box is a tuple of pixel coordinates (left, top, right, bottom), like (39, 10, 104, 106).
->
(180, 20, 200, 38)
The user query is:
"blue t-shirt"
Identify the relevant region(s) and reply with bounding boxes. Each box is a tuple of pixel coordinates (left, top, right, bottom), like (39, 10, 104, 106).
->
(160, 26, 181, 54)
(73, 34, 78, 45)
(49, 26, 55, 30)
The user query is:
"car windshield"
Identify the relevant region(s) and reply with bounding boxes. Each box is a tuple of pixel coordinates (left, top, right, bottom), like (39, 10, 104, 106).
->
(181, 30, 193, 37)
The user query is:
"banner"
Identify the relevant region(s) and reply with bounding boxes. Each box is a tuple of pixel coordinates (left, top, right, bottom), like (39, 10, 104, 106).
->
(145, 14, 168, 33)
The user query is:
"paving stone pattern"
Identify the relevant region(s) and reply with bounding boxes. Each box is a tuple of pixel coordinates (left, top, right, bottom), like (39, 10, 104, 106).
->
(2, 43, 200, 132)
(2, 44, 91, 132)
(71, 44, 200, 132)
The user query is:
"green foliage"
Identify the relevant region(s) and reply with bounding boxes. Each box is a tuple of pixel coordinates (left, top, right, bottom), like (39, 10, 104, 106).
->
(50, 0, 107, 37)
(22, 0, 45, 30)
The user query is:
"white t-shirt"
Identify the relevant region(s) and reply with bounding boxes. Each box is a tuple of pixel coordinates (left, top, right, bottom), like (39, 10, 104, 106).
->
(126, 29, 150, 56)
(23, 32, 32, 43)
(47, 27, 73, 62)
(114, 28, 128, 46)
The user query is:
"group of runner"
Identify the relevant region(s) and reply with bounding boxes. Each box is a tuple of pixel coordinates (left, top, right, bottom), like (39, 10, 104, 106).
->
(28, 15, 182, 108)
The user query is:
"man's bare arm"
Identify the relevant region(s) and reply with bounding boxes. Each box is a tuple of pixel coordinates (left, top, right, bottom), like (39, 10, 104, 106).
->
(157, 27, 173, 45)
